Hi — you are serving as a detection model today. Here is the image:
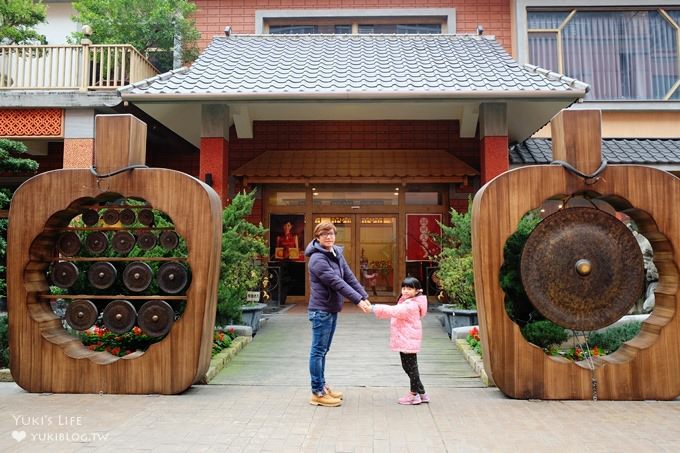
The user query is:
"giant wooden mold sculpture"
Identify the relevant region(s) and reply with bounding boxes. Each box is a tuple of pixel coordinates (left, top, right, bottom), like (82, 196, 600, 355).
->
(7, 115, 222, 394)
(472, 110, 680, 400)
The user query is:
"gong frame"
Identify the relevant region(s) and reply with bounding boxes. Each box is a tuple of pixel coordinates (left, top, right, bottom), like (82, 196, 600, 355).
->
(472, 110, 680, 400)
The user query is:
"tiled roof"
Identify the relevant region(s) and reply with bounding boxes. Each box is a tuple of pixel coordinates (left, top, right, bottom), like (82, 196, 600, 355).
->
(510, 138, 680, 165)
(233, 149, 479, 183)
(120, 34, 588, 99)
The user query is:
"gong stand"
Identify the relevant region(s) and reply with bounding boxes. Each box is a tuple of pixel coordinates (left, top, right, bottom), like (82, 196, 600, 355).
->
(472, 109, 680, 400)
(7, 115, 223, 394)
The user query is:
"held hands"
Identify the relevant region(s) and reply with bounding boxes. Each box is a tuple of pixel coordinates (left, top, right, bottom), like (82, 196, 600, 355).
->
(358, 299, 372, 313)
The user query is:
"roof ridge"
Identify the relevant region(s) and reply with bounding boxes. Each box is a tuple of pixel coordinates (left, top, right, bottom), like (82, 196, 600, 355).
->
(118, 66, 189, 93)
(213, 33, 496, 40)
(523, 63, 590, 92)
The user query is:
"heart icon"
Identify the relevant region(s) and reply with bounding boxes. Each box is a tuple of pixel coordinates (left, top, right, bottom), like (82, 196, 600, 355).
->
(11, 430, 26, 442)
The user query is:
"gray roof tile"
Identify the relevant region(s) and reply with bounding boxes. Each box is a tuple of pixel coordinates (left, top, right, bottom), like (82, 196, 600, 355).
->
(510, 139, 680, 165)
(120, 34, 588, 99)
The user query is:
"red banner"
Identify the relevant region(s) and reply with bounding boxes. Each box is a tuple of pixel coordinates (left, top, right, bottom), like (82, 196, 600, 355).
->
(406, 214, 442, 261)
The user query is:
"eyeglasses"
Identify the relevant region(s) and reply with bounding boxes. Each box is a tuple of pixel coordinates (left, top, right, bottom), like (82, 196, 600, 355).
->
(319, 232, 336, 238)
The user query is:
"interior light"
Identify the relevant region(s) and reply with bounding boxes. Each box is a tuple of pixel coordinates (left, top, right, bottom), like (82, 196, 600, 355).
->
(393, 192, 399, 196)
(313, 192, 319, 196)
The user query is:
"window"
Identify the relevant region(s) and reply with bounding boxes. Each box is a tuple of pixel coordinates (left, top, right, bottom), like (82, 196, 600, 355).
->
(527, 8, 680, 101)
(258, 8, 453, 35)
(358, 24, 441, 34)
(269, 25, 318, 34)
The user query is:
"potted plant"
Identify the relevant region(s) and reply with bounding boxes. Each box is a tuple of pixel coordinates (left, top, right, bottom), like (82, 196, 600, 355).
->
(432, 200, 478, 335)
(216, 190, 268, 333)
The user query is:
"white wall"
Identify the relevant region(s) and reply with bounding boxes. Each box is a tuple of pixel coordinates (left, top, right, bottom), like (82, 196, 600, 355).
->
(36, 2, 79, 45)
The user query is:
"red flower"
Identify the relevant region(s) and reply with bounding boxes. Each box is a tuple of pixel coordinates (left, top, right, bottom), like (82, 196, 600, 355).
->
(111, 347, 121, 356)
(132, 326, 142, 336)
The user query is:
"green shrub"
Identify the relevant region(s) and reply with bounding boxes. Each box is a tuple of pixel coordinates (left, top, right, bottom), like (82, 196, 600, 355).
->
(0, 316, 8, 368)
(588, 322, 642, 354)
(433, 200, 476, 309)
(216, 190, 268, 326)
(437, 253, 475, 309)
(521, 320, 568, 349)
(500, 211, 541, 326)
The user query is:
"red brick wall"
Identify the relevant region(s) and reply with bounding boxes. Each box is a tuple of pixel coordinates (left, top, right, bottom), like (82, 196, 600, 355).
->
(193, 0, 512, 53)
(229, 120, 479, 172)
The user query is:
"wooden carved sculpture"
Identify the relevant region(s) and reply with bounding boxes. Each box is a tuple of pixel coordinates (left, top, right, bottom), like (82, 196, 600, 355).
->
(472, 110, 680, 400)
(7, 115, 222, 394)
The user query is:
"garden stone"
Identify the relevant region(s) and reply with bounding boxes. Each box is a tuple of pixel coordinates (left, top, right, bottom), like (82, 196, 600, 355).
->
(452, 325, 477, 340)
(219, 325, 252, 337)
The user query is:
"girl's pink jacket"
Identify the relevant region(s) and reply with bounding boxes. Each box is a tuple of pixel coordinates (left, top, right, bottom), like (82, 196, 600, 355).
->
(373, 294, 428, 353)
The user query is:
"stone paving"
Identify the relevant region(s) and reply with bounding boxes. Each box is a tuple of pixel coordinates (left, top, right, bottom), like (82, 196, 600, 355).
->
(1, 303, 679, 452)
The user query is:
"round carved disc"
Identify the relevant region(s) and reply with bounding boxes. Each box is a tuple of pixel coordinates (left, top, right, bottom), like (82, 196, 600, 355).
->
(520, 207, 645, 331)
(119, 208, 136, 226)
(137, 231, 157, 250)
(112, 231, 135, 254)
(138, 300, 175, 337)
(157, 261, 188, 294)
(102, 300, 137, 334)
(122, 261, 153, 292)
(102, 209, 120, 225)
(87, 262, 118, 289)
(65, 299, 98, 331)
(82, 209, 100, 226)
(85, 231, 108, 254)
(51, 261, 79, 288)
(159, 230, 179, 250)
(56, 231, 81, 256)
(138, 209, 154, 226)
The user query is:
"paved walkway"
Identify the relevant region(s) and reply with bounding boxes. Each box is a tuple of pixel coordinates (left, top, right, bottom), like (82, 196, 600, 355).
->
(1, 304, 680, 452)
(210, 303, 483, 389)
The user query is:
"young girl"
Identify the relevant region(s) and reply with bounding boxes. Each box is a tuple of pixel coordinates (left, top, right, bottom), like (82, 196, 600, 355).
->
(371, 276, 429, 405)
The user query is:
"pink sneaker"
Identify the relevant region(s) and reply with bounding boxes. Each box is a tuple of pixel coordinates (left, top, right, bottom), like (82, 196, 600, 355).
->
(398, 393, 421, 405)
(419, 393, 430, 403)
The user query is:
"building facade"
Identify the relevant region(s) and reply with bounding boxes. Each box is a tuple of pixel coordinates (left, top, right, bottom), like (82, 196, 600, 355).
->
(121, 2, 587, 303)
(4, 1, 678, 304)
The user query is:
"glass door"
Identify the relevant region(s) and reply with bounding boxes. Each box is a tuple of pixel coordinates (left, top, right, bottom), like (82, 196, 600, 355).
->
(358, 216, 397, 299)
(313, 215, 398, 300)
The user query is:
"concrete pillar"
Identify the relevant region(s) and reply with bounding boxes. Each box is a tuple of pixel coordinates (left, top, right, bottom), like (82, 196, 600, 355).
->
(479, 103, 509, 184)
(200, 104, 230, 206)
(63, 109, 95, 168)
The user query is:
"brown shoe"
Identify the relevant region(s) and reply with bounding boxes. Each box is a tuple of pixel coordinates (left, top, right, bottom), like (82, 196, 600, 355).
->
(310, 393, 342, 407)
(324, 386, 344, 400)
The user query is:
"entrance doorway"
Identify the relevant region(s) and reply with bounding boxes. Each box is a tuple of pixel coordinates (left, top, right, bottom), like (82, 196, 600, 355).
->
(314, 214, 398, 300)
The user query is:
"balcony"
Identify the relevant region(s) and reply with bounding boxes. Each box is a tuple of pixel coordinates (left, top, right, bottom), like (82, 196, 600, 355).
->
(0, 44, 159, 91)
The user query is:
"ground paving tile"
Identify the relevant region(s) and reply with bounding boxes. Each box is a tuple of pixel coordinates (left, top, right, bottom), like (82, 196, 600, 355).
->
(1, 303, 680, 452)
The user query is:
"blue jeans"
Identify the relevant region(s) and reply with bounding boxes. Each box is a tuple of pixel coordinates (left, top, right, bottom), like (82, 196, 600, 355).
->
(308, 310, 338, 395)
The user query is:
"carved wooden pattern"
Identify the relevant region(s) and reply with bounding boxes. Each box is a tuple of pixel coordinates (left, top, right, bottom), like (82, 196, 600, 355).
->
(472, 110, 680, 400)
(7, 115, 222, 394)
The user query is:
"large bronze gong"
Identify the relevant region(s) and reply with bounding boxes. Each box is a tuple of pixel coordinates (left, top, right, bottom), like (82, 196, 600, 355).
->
(521, 207, 645, 331)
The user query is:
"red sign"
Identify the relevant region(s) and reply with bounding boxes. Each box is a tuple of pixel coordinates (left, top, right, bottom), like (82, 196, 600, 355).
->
(406, 214, 442, 261)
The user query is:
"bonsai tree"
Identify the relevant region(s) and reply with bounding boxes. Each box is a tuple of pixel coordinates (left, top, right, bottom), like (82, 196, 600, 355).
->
(216, 190, 268, 326)
(0, 139, 39, 300)
(432, 200, 476, 310)
(0, 139, 38, 365)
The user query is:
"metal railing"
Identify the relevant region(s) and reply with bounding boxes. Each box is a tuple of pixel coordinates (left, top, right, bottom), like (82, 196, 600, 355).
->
(0, 44, 158, 91)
